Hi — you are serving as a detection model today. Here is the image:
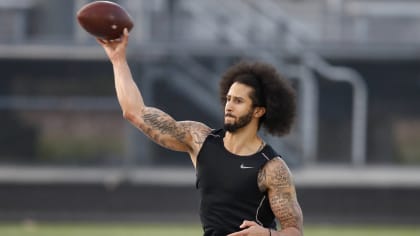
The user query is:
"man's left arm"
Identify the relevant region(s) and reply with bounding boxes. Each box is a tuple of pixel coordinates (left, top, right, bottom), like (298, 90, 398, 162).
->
(263, 157, 303, 236)
(227, 158, 303, 236)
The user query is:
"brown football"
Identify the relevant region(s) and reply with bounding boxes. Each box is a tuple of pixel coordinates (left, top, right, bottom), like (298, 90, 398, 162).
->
(77, 1, 134, 40)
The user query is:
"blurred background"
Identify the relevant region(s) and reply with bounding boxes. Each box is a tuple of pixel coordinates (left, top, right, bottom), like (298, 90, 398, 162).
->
(0, 0, 420, 230)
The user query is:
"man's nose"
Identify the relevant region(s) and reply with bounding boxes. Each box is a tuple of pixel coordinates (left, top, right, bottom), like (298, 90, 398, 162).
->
(225, 102, 233, 112)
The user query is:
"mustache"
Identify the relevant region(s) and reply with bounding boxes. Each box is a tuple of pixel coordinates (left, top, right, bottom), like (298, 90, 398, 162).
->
(225, 113, 235, 118)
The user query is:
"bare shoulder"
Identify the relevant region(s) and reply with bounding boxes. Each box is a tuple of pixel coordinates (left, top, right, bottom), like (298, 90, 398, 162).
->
(258, 157, 293, 192)
(179, 121, 212, 146)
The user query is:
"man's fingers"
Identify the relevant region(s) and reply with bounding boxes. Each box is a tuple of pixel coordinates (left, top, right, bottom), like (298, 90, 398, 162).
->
(240, 220, 258, 229)
(96, 38, 106, 45)
(121, 28, 129, 44)
(228, 221, 267, 236)
(96, 28, 128, 46)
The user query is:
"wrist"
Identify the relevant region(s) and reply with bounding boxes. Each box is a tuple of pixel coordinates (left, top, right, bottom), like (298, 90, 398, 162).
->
(111, 56, 127, 65)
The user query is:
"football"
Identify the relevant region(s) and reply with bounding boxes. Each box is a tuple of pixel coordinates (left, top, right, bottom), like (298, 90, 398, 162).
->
(77, 1, 134, 40)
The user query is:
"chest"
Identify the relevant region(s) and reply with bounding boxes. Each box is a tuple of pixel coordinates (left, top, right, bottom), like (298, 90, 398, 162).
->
(196, 141, 267, 196)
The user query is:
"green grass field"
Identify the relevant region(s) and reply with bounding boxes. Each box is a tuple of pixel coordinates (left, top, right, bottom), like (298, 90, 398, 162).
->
(0, 223, 419, 236)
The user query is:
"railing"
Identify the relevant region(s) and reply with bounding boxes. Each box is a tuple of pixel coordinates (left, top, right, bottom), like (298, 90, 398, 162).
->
(0, 0, 370, 166)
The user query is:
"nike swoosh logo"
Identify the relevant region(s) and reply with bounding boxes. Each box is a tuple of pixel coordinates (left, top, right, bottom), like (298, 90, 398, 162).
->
(240, 164, 254, 169)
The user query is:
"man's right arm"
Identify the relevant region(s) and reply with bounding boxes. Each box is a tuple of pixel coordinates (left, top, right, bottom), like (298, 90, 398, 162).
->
(97, 29, 211, 164)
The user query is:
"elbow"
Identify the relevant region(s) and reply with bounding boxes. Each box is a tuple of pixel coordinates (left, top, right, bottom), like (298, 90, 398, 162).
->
(122, 106, 145, 124)
(122, 110, 136, 122)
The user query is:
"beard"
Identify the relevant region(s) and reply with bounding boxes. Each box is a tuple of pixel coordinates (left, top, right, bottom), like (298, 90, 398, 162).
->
(224, 109, 254, 133)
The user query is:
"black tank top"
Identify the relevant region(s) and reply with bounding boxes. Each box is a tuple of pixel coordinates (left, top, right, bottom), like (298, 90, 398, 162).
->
(196, 129, 277, 236)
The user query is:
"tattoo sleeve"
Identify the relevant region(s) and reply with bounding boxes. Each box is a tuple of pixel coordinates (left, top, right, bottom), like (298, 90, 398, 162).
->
(142, 108, 186, 142)
(179, 121, 212, 145)
(262, 158, 303, 233)
(129, 106, 210, 152)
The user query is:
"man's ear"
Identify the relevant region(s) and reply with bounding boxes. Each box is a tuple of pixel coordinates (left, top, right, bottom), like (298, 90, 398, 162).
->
(254, 107, 266, 118)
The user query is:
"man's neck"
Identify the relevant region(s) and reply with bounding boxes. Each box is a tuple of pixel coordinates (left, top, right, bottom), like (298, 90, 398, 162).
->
(223, 127, 263, 156)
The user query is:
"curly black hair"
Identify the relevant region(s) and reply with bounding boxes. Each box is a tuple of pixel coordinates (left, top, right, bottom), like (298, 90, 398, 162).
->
(219, 61, 296, 136)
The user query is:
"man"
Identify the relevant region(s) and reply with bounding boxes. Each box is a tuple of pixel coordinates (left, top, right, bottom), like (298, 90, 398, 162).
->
(97, 28, 303, 236)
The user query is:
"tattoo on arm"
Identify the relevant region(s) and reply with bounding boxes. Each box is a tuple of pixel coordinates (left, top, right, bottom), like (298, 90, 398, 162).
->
(129, 107, 211, 152)
(257, 167, 267, 192)
(270, 190, 301, 229)
(265, 158, 303, 232)
(181, 121, 211, 145)
(128, 107, 187, 151)
(142, 110, 186, 142)
(272, 164, 292, 187)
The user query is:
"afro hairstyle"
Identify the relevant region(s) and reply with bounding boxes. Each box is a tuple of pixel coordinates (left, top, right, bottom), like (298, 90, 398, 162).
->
(219, 61, 296, 136)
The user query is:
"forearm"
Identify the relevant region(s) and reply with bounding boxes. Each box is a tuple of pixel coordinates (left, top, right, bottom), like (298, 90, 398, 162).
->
(110, 60, 203, 152)
(112, 58, 145, 116)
